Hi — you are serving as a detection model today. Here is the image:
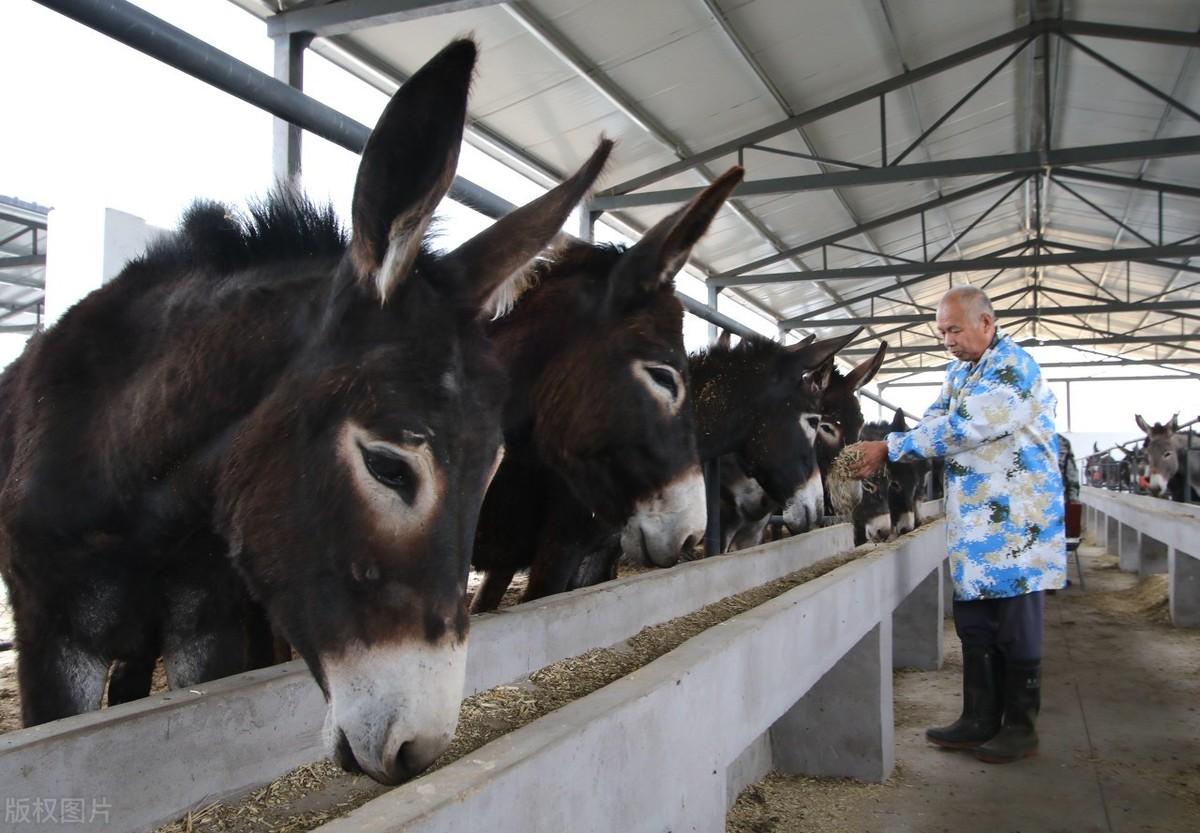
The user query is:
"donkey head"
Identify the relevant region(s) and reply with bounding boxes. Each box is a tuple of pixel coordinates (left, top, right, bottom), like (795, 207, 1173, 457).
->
(217, 40, 609, 785)
(885, 408, 925, 534)
(697, 329, 860, 534)
(514, 167, 743, 567)
(817, 341, 887, 460)
(857, 420, 895, 542)
(1135, 413, 1181, 496)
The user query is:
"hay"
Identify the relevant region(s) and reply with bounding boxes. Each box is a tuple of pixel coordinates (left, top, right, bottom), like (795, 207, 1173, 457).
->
(1080, 573, 1171, 626)
(158, 547, 870, 833)
(726, 767, 904, 833)
(827, 446, 865, 517)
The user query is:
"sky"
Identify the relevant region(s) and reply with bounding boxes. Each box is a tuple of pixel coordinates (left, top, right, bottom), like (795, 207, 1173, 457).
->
(3, 0, 1199, 440)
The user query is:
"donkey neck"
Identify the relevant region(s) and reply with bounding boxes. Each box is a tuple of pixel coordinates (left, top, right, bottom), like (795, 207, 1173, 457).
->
(688, 348, 775, 461)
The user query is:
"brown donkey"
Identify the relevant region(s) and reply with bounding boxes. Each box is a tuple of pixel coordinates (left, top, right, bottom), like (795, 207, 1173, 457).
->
(469, 168, 744, 611)
(0, 40, 609, 785)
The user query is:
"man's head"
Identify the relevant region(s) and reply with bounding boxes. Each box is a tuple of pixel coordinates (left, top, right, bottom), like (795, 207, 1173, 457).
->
(936, 286, 995, 363)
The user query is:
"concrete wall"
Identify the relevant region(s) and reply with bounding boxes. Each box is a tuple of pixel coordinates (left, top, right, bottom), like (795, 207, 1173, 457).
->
(1081, 487, 1200, 629)
(311, 522, 949, 833)
(1, 524, 855, 833)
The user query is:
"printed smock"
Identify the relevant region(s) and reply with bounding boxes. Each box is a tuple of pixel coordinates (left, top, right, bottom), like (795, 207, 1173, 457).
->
(886, 330, 1067, 600)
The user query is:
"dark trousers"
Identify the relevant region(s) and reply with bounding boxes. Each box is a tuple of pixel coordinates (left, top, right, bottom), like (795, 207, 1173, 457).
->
(953, 591, 1045, 662)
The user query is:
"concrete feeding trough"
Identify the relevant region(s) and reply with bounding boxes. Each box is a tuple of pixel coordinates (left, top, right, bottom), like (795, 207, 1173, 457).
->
(2, 517, 913, 833)
(1081, 486, 1200, 628)
(309, 516, 949, 833)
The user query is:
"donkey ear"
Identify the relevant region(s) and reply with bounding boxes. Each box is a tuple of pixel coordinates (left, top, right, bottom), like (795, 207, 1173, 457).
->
(890, 407, 906, 432)
(800, 358, 835, 398)
(609, 166, 744, 300)
(349, 39, 476, 302)
(1135, 414, 1152, 434)
(843, 341, 887, 391)
(716, 329, 733, 350)
(1169, 413, 1180, 433)
(446, 139, 614, 315)
(783, 328, 863, 378)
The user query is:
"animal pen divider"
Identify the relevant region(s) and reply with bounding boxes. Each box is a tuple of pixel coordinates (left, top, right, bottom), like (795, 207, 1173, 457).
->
(0, 507, 947, 833)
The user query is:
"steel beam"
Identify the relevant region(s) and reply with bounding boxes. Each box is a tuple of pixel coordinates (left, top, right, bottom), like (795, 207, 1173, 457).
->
(1054, 168, 1200, 201)
(720, 172, 1025, 278)
(265, 0, 507, 38)
(885, 373, 1199, 387)
(877, 357, 1200, 375)
(782, 241, 1030, 327)
(593, 135, 1200, 210)
(0, 211, 47, 231)
(1045, 239, 1200, 278)
(33, 0, 515, 220)
(0, 256, 47, 269)
(717, 242, 1200, 287)
(839, 333, 1200, 357)
(799, 298, 1200, 327)
(1057, 20, 1200, 48)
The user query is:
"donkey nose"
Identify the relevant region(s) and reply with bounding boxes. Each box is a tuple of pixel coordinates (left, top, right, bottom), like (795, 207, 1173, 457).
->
(681, 533, 700, 557)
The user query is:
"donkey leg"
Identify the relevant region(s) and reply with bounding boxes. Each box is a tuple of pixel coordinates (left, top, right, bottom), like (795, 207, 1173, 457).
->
(107, 654, 157, 706)
(162, 579, 258, 689)
(16, 637, 108, 726)
(470, 569, 516, 613)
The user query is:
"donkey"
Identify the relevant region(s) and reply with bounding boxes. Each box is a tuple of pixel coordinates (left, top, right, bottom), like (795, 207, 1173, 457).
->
(850, 421, 893, 544)
(1135, 414, 1200, 501)
(816, 342, 889, 516)
(0, 40, 609, 785)
(882, 409, 927, 535)
(468, 168, 742, 611)
(689, 328, 861, 546)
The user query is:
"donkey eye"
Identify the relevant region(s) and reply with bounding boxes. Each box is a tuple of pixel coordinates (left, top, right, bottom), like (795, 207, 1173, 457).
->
(360, 446, 417, 503)
(862, 481, 877, 494)
(890, 480, 902, 492)
(806, 416, 820, 430)
(819, 423, 838, 437)
(645, 364, 678, 398)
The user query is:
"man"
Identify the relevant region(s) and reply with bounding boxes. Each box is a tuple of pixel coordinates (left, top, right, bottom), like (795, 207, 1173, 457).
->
(849, 285, 1066, 764)
(1058, 434, 1080, 504)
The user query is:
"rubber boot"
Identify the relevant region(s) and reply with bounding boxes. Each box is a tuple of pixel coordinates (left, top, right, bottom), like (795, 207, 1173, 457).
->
(926, 645, 1002, 749)
(975, 659, 1040, 763)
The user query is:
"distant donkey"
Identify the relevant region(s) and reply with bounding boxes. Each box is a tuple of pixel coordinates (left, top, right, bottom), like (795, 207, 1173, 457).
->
(1135, 414, 1200, 501)
(0, 40, 608, 785)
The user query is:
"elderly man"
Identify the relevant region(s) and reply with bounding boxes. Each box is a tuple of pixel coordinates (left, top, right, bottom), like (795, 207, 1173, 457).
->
(849, 285, 1065, 764)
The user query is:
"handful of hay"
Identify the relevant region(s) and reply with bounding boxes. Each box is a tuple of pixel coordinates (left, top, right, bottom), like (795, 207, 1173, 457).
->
(827, 445, 866, 516)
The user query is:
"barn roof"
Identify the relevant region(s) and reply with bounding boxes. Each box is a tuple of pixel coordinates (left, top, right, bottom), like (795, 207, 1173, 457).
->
(235, 1, 1200, 382)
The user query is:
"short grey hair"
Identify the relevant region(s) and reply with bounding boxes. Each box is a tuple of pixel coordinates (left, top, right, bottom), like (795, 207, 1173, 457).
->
(940, 285, 994, 320)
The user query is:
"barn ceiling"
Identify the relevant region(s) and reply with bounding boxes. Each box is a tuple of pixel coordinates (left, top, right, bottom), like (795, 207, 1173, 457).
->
(229, 0, 1200, 383)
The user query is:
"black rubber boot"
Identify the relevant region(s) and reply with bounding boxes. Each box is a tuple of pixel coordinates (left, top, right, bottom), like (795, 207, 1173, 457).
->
(975, 659, 1040, 763)
(926, 646, 1002, 749)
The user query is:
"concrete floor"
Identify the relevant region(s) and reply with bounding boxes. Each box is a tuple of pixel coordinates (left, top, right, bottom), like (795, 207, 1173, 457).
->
(836, 546, 1200, 833)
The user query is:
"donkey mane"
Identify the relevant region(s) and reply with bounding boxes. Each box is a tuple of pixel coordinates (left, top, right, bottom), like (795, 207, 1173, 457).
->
(859, 420, 891, 441)
(493, 241, 627, 317)
(689, 332, 784, 376)
(137, 190, 348, 280)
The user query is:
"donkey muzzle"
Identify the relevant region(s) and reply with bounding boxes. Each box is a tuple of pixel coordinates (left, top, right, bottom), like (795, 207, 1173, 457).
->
(324, 638, 467, 785)
(782, 467, 825, 534)
(622, 466, 707, 567)
(864, 512, 893, 543)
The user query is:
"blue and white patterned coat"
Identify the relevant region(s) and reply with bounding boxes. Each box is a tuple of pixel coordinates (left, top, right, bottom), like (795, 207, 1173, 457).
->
(886, 331, 1066, 600)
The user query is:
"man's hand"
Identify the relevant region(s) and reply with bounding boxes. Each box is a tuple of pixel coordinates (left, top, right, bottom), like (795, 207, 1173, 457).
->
(847, 440, 889, 479)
